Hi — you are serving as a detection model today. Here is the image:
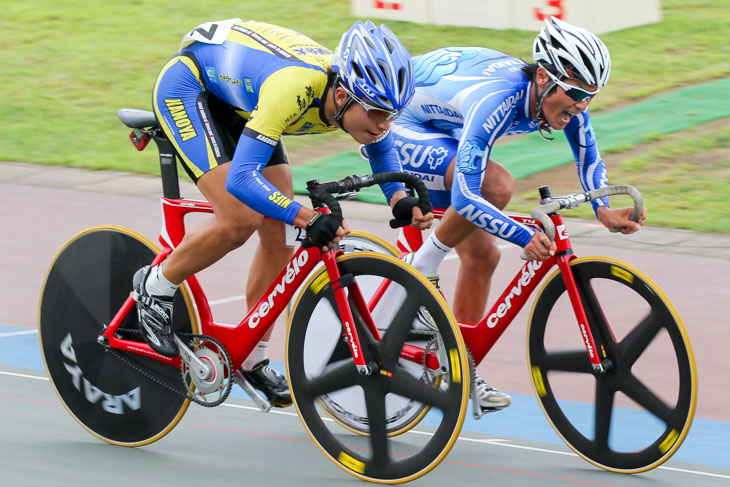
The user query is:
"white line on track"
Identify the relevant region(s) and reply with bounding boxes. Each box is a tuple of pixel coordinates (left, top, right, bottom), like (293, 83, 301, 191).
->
(0, 329, 38, 338)
(3, 370, 728, 480)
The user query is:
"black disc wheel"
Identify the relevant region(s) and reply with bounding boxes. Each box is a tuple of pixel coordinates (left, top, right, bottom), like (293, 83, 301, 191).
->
(527, 257, 697, 472)
(287, 252, 469, 483)
(39, 226, 197, 446)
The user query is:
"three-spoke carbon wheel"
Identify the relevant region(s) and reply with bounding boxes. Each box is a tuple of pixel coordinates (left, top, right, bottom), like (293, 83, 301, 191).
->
(287, 252, 469, 483)
(527, 257, 697, 472)
(39, 226, 197, 446)
(297, 232, 434, 438)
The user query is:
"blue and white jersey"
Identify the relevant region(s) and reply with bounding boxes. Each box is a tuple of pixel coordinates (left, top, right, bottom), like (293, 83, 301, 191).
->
(392, 47, 608, 247)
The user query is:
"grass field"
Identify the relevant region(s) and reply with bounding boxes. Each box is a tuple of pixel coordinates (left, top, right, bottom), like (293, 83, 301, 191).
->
(2, 0, 729, 233)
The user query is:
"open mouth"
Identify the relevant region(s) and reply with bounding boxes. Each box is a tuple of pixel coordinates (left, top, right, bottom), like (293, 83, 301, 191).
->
(560, 111, 574, 125)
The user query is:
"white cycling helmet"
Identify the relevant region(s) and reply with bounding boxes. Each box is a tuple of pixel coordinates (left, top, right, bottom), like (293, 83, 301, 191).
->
(533, 17, 611, 87)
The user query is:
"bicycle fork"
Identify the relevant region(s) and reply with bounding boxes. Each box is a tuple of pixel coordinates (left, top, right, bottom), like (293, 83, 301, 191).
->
(557, 253, 614, 373)
(321, 251, 375, 375)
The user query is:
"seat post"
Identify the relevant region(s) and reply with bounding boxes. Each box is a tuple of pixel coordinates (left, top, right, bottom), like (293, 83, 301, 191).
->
(152, 136, 181, 199)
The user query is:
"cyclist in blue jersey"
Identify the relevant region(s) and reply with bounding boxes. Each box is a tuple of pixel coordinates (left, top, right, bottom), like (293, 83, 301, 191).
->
(130, 19, 428, 407)
(376, 17, 646, 413)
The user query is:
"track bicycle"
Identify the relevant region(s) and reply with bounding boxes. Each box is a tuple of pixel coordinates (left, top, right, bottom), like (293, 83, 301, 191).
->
(38, 108, 472, 484)
(298, 183, 698, 474)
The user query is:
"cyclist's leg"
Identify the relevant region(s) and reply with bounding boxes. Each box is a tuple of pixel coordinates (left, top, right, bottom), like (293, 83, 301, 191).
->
(240, 159, 295, 407)
(448, 157, 514, 322)
(136, 55, 264, 354)
(442, 158, 515, 412)
(162, 164, 264, 283)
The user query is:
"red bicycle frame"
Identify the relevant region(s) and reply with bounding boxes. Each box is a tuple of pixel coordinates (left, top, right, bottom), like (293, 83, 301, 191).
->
(98, 196, 370, 372)
(398, 211, 610, 371)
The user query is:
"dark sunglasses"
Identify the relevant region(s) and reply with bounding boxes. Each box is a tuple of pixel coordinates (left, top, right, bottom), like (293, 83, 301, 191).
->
(545, 69, 599, 102)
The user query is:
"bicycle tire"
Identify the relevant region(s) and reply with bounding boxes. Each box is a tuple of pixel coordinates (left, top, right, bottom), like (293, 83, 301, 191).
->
(39, 226, 198, 446)
(286, 252, 469, 483)
(527, 257, 697, 472)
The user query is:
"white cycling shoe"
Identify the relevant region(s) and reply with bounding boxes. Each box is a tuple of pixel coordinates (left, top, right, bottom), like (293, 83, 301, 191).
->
(473, 373, 512, 412)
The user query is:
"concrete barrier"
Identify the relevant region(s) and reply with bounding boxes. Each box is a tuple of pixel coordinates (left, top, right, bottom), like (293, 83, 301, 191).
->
(351, 0, 661, 34)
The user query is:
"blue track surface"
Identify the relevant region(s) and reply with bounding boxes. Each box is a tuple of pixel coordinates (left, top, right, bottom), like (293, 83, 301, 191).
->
(4, 323, 726, 469)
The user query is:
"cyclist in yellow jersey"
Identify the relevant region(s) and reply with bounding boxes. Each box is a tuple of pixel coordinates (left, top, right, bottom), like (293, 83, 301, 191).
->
(130, 19, 427, 406)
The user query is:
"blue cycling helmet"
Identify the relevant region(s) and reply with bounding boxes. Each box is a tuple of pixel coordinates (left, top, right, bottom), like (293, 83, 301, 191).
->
(332, 20, 415, 116)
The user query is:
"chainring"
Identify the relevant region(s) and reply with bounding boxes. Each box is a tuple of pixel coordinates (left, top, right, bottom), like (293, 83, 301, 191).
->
(181, 335, 234, 407)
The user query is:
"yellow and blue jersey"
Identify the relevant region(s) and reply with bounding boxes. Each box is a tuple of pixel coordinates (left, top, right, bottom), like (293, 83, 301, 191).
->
(153, 20, 403, 224)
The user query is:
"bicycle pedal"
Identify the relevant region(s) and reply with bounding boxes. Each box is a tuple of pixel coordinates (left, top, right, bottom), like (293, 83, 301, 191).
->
(233, 370, 272, 413)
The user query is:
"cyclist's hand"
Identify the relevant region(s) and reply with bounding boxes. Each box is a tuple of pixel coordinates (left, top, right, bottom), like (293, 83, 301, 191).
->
(523, 231, 556, 261)
(410, 205, 433, 230)
(391, 195, 433, 230)
(597, 206, 646, 234)
(304, 213, 348, 251)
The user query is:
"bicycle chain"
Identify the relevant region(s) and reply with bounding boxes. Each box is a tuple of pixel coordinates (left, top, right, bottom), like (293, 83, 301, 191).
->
(105, 328, 233, 408)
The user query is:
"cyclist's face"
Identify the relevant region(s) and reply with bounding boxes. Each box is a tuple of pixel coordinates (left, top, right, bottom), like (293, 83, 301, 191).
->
(538, 69, 597, 130)
(335, 87, 393, 144)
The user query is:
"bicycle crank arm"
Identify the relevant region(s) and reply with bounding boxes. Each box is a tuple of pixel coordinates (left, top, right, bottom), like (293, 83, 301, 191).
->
(232, 370, 272, 413)
(174, 335, 213, 382)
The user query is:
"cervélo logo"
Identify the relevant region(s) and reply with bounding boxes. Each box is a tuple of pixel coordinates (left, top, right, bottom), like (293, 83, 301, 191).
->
(486, 260, 543, 328)
(249, 251, 309, 328)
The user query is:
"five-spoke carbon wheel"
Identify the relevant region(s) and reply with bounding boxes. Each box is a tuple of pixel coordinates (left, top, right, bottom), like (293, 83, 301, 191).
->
(527, 257, 697, 472)
(287, 252, 469, 483)
(39, 227, 196, 446)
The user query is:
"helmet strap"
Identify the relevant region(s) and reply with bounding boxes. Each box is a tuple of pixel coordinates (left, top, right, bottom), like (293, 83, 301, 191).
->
(332, 76, 354, 133)
(533, 68, 557, 141)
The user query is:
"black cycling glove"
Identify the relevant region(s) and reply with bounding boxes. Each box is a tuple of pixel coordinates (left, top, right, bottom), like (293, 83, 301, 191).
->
(392, 196, 420, 220)
(390, 195, 423, 228)
(302, 212, 342, 248)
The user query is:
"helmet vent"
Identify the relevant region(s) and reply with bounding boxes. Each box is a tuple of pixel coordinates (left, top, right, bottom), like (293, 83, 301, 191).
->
(382, 36, 396, 54)
(375, 61, 391, 84)
(364, 36, 377, 51)
(351, 61, 364, 79)
(397, 67, 406, 93)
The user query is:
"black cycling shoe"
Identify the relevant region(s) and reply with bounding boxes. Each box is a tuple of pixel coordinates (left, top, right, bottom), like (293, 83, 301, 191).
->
(239, 359, 292, 407)
(130, 265, 179, 358)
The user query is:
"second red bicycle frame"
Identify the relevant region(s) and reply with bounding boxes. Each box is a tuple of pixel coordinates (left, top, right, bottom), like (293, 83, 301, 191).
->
(401, 213, 605, 369)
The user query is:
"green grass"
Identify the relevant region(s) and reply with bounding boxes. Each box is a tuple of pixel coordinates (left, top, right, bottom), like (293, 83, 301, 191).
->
(2, 0, 730, 232)
(509, 121, 730, 233)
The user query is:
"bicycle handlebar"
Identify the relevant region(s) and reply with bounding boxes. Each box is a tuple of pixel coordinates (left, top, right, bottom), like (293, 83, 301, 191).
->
(306, 172, 433, 230)
(521, 185, 643, 260)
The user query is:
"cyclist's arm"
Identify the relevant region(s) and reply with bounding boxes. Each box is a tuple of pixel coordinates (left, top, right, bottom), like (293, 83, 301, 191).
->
(564, 110, 609, 213)
(226, 71, 318, 226)
(225, 131, 305, 225)
(362, 130, 407, 204)
(449, 94, 535, 248)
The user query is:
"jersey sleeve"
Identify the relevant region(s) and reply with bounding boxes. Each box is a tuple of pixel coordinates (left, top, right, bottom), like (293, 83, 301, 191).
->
(450, 88, 535, 247)
(564, 110, 609, 212)
(225, 135, 302, 224)
(363, 130, 406, 203)
(225, 67, 325, 224)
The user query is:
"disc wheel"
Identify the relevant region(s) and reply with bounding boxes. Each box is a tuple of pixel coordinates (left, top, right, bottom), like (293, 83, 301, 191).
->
(527, 257, 697, 472)
(287, 252, 469, 483)
(39, 226, 197, 446)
